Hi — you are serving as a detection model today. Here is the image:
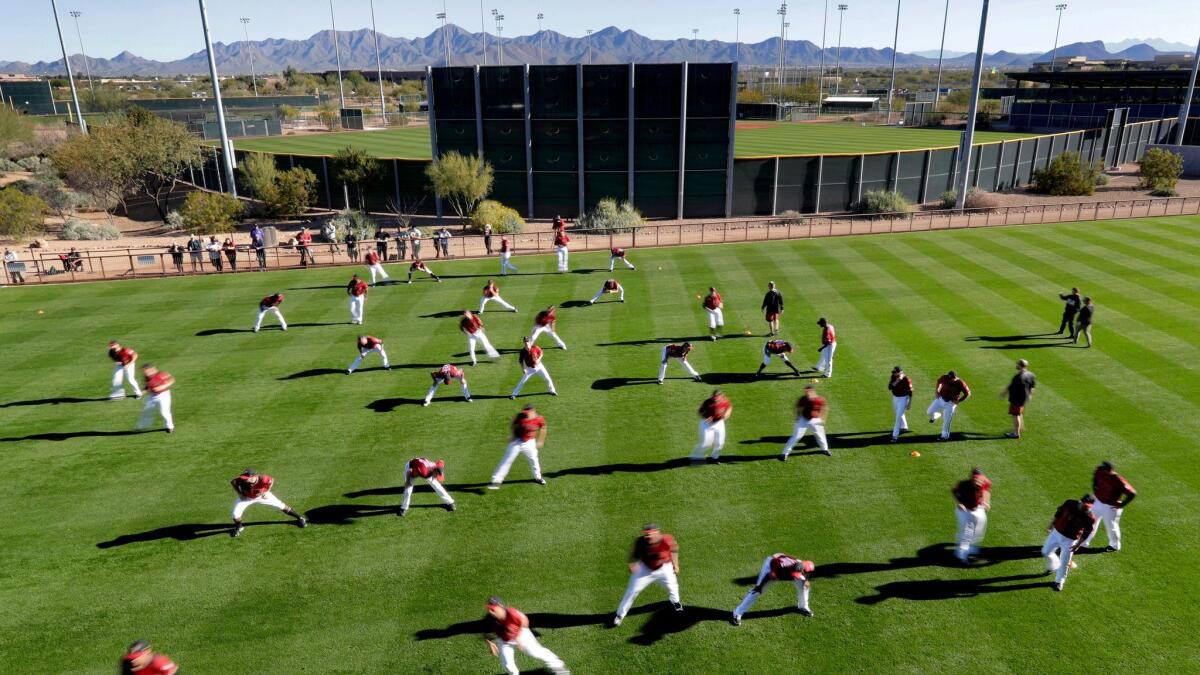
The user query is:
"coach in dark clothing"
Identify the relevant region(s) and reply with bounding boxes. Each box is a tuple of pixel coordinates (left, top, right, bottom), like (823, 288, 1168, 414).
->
(1056, 287, 1081, 338)
(1074, 297, 1094, 348)
(1004, 359, 1037, 439)
(375, 228, 389, 260)
(761, 281, 784, 336)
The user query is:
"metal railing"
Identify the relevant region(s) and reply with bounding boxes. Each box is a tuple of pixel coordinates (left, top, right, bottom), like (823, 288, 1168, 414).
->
(6, 195, 1199, 286)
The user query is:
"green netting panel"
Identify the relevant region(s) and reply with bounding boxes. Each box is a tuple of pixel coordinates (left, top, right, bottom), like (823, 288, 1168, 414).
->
(974, 143, 999, 191)
(479, 66, 525, 119)
(0, 81, 57, 115)
(584, 120, 628, 170)
(634, 64, 682, 119)
(925, 149, 956, 199)
(396, 161, 436, 214)
(289, 156, 330, 208)
(483, 120, 526, 171)
(585, 172, 629, 210)
(361, 161, 395, 213)
(532, 120, 578, 172)
(1079, 134, 1095, 165)
(491, 172, 528, 212)
(583, 65, 629, 119)
(776, 157, 819, 214)
(859, 154, 895, 197)
(995, 142, 1018, 191)
(533, 172, 579, 218)
(635, 120, 680, 171)
(1033, 138, 1051, 172)
(530, 66, 578, 119)
(819, 156, 858, 212)
(685, 142, 728, 171)
(435, 120, 478, 157)
(687, 117, 730, 144)
(896, 151, 925, 203)
(686, 64, 733, 119)
(730, 159, 774, 216)
(683, 171, 727, 218)
(1049, 133, 1067, 159)
(1015, 139, 1036, 185)
(634, 172, 679, 218)
(431, 67, 477, 120)
(1135, 123, 1151, 158)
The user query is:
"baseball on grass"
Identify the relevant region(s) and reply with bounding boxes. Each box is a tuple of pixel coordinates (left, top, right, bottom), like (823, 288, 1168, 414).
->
(658, 266, 663, 270)
(37, 309, 44, 315)
(743, 329, 752, 336)
(910, 451, 921, 457)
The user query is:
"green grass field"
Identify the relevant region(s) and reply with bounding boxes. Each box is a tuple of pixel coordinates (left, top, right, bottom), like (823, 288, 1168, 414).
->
(3, 217, 1198, 673)
(223, 123, 1034, 161)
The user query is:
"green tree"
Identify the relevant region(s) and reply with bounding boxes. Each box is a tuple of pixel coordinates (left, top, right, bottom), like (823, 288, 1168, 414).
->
(79, 87, 129, 113)
(237, 152, 280, 207)
(332, 146, 382, 211)
(1138, 147, 1184, 194)
(179, 190, 243, 234)
(345, 71, 368, 92)
(424, 151, 494, 221)
(316, 100, 341, 130)
(277, 104, 301, 121)
(0, 187, 47, 241)
(1031, 152, 1100, 196)
(469, 199, 525, 234)
(271, 167, 318, 216)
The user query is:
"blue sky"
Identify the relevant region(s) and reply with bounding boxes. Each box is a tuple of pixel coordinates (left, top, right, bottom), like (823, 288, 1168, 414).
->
(4, 0, 1196, 63)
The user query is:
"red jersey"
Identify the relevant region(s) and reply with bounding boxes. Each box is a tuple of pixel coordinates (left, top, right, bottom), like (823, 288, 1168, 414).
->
(632, 534, 677, 570)
(410, 261, 429, 272)
(519, 345, 543, 368)
(936, 375, 970, 402)
(797, 395, 826, 420)
(432, 365, 463, 383)
(407, 457, 441, 479)
(492, 607, 527, 642)
(603, 279, 620, 292)
(461, 314, 482, 334)
(483, 282, 498, 297)
(122, 654, 178, 675)
(769, 554, 806, 581)
(500, 238, 510, 252)
(348, 278, 368, 296)
(297, 231, 312, 245)
(146, 371, 173, 394)
(889, 374, 913, 397)
(664, 343, 693, 359)
(765, 340, 793, 354)
(512, 412, 546, 441)
(110, 347, 137, 365)
(259, 294, 284, 308)
(1093, 471, 1136, 507)
(953, 476, 992, 509)
(821, 324, 836, 346)
(358, 336, 383, 351)
(699, 394, 731, 421)
(611, 247, 626, 257)
(365, 250, 380, 265)
(703, 292, 722, 310)
(535, 309, 556, 326)
(1052, 500, 1096, 540)
(554, 232, 569, 247)
(232, 473, 273, 499)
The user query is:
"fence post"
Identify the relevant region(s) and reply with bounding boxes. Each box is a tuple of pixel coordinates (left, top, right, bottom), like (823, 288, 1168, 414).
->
(1040, 205, 1046, 223)
(98, 255, 105, 279)
(160, 254, 167, 277)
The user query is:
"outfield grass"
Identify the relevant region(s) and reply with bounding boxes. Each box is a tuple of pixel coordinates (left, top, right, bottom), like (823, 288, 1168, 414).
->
(2, 217, 1198, 673)
(229, 126, 433, 160)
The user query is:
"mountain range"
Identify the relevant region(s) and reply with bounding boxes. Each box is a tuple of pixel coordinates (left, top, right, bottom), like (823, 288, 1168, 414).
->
(0, 26, 1189, 78)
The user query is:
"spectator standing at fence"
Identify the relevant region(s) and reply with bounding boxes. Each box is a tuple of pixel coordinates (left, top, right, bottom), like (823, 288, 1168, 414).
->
(483, 223, 494, 255)
(345, 229, 360, 262)
(409, 226, 424, 260)
(167, 244, 184, 274)
(439, 227, 453, 258)
(1056, 287, 1081, 338)
(374, 227, 389, 261)
(4, 248, 25, 284)
(323, 221, 341, 254)
(394, 228, 408, 261)
(761, 282, 784, 336)
(206, 237, 223, 272)
(297, 228, 315, 267)
(222, 237, 238, 272)
(500, 235, 517, 275)
(187, 235, 203, 272)
(1074, 298, 1095, 348)
(250, 225, 267, 270)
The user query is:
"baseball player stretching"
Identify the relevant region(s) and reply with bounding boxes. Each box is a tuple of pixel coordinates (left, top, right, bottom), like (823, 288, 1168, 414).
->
(346, 274, 368, 325)
(703, 287, 724, 340)
(589, 279, 625, 304)
(424, 364, 471, 406)
(731, 554, 815, 625)
(609, 246, 636, 271)
(952, 468, 991, 563)
(407, 260, 441, 283)
(230, 468, 307, 537)
(1041, 495, 1096, 591)
(461, 311, 500, 365)
(611, 524, 683, 627)
(499, 236, 517, 275)
(253, 293, 287, 332)
(510, 337, 558, 398)
(120, 640, 178, 675)
(756, 339, 801, 377)
(887, 366, 913, 442)
(485, 597, 569, 675)
(364, 249, 390, 285)
(348, 335, 390, 373)
(659, 342, 702, 384)
(530, 306, 568, 349)
(927, 370, 970, 440)
(479, 279, 517, 313)
(108, 341, 142, 400)
(690, 390, 732, 462)
(813, 317, 836, 377)
(399, 457, 455, 516)
(489, 405, 548, 489)
(1083, 461, 1136, 552)
(553, 229, 570, 273)
(135, 365, 174, 433)
(781, 385, 829, 459)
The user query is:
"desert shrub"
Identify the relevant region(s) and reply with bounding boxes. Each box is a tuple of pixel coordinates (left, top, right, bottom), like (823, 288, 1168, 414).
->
(60, 219, 121, 240)
(329, 209, 375, 240)
(271, 167, 317, 216)
(179, 190, 243, 234)
(940, 190, 957, 209)
(1093, 171, 1109, 186)
(1138, 147, 1184, 193)
(855, 190, 912, 216)
(0, 187, 48, 240)
(577, 198, 645, 233)
(1030, 152, 1100, 196)
(964, 189, 1001, 211)
(16, 156, 53, 172)
(1150, 186, 1178, 197)
(165, 210, 186, 231)
(777, 209, 807, 225)
(0, 158, 21, 172)
(469, 199, 525, 234)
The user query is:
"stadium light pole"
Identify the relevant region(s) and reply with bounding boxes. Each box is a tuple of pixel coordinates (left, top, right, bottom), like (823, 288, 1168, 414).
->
(50, 0, 86, 133)
(369, 0, 386, 117)
(1049, 4, 1067, 72)
(497, 14, 506, 65)
(1176, 34, 1200, 146)
(537, 12, 545, 65)
(492, 10, 500, 64)
(818, 0, 828, 104)
(587, 29, 594, 64)
(885, 0, 901, 125)
(240, 18, 259, 97)
(481, 1, 489, 65)
(954, 0, 989, 210)
(197, 0, 236, 197)
(733, 9, 741, 64)
(834, 4, 847, 96)
(68, 11, 95, 95)
(329, 0, 345, 108)
(777, 4, 787, 94)
(437, 12, 452, 66)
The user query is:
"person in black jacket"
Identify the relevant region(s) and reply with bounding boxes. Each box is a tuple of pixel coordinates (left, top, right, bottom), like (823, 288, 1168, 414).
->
(1073, 297, 1094, 348)
(762, 282, 784, 336)
(1056, 287, 1081, 338)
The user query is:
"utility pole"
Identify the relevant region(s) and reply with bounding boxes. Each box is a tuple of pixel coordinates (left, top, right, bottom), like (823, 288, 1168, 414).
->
(369, 0, 386, 117)
(954, 0, 990, 210)
(497, 14, 505, 65)
(329, 0, 345, 108)
(481, 1, 489, 65)
(197, 0, 236, 197)
(885, 0, 901, 125)
(68, 11, 94, 95)
(777, 3, 787, 94)
(240, 18, 258, 97)
(1049, 4, 1067, 72)
(437, 11, 452, 66)
(1176, 34, 1200, 146)
(933, 0, 949, 109)
(834, 5, 847, 96)
(818, 0, 828, 104)
(50, 0, 86, 133)
(537, 12, 545, 65)
(587, 29, 594, 64)
(733, 9, 741, 64)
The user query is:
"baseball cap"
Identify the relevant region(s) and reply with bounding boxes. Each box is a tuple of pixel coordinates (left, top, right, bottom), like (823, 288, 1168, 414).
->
(817, 317, 826, 325)
(522, 404, 535, 411)
(971, 467, 984, 475)
(126, 640, 151, 655)
(641, 523, 660, 532)
(486, 596, 505, 608)
(243, 468, 258, 476)
(948, 370, 957, 378)
(804, 384, 815, 391)
(1099, 461, 1113, 470)
(1081, 494, 1096, 504)
(892, 365, 902, 373)
(1017, 359, 1029, 367)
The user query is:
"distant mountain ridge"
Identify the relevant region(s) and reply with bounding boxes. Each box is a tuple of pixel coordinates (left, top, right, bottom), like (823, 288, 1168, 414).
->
(0, 26, 1185, 78)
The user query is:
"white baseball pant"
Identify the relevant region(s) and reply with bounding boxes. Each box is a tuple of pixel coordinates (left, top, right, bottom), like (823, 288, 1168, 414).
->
(954, 506, 988, 560)
(706, 307, 724, 330)
(530, 325, 567, 349)
(491, 438, 542, 484)
(497, 628, 566, 675)
(135, 391, 173, 431)
(424, 379, 471, 404)
(110, 362, 142, 399)
(511, 364, 556, 397)
(500, 251, 517, 275)
(1082, 502, 1123, 550)
(658, 349, 700, 382)
(615, 563, 680, 619)
(349, 295, 365, 324)
(782, 417, 828, 456)
(480, 294, 516, 313)
(368, 262, 390, 284)
(591, 285, 624, 303)
(555, 245, 569, 272)
(1042, 529, 1081, 586)
(733, 557, 811, 619)
(232, 490, 287, 519)
(348, 346, 390, 372)
(254, 307, 287, 332)
(609, 255, 635, 271)
(761, 351, 793, 367)
(814, 343, 836, 377)
(891, 395, 911, 439)
(926, 398, 957, 438)
(467, 331, 500, 364)
(690, 418, 726, 459)
(401, 477, 454, 511)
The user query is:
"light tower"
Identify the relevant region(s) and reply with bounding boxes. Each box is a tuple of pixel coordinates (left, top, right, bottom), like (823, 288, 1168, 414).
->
(240, 18, 258, 97)
(834, 4, 847, 96)
(1049, 4, 1068, 72)
(68, 10, 95, 95)
(733, 9, 741, 64)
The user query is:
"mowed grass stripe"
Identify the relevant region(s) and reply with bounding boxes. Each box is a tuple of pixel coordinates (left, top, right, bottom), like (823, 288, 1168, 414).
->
(229, 126, 433, 160)
(734, 124, 1032, 158)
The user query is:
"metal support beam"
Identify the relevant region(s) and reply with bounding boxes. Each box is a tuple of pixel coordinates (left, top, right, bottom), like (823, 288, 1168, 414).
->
(628, 64, 636, 204)
(677, 63, 689, 220)
(577, 63, 586, 216)
(725, 62, 738, 218)
(525, 64, 535, 219)
(425, 66, 443, 219)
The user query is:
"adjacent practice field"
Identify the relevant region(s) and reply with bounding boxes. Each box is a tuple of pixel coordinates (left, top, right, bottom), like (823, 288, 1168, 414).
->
(229, 125, 433, 159)
(2, 216, 1198, 673)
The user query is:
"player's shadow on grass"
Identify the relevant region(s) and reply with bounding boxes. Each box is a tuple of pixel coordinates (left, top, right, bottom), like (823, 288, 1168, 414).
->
(979, 342, 1071, 350)
(278, 365, 405, 380)
(0, 429, 157, 442)
(740, 431, 894, 450)
(591, 377, 661, 390)
(965, 333, 1059, 342)
(303, 503, 400, 524)
(0, 396, 110, 408)
(596, 335, 755, 347)
(420, 310, 469, 319)
(366, 394, 512, 412)
(96, 521, 290, 547)
(856, 573, 1051, 604)
(560, 300, 592, 308)
(812, 543, 1046, 580)
(344, 481, 504, 498)
(285, 284, 348, 291)
(196, 322, 342, 336)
